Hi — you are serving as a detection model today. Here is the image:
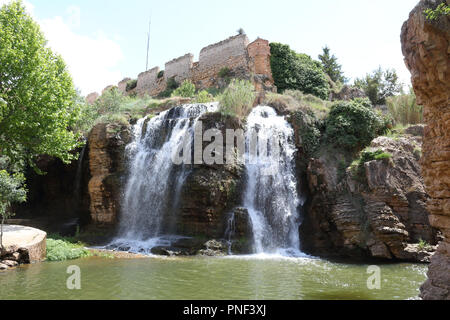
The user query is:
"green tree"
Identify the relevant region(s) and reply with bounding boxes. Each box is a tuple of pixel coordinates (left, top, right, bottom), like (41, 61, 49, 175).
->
(354, 67, 402, 106)
(0, 170, 26, 249)
(0, 1, 82, 173)
(318, 46, 347, 84)
(270, 43, 330, 100)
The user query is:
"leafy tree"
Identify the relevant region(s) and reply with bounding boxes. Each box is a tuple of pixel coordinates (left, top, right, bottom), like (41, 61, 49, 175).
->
(0, 170, 26, 249)
(318, 46, 347, 84)
(354, 67, 402, 106)
(171, 80, 196, 98)
(326, 98, 388, 152)
(270, 43, 330, 100)
(0, 1, 82, 173)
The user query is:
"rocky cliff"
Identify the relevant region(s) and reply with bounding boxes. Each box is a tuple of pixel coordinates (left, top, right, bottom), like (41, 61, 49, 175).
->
(87, 122, 131, 226)
(300, 132, 439, 262)
(401, 0, 450, 299)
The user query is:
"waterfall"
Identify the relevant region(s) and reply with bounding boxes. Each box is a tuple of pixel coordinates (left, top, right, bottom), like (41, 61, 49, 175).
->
(243, 106, 304, 255)
(73, 143, 87, 202)
(110, 103, 218, 253)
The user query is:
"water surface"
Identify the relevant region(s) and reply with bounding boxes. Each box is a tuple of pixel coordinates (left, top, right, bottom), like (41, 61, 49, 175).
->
(0, 255, 427, 300)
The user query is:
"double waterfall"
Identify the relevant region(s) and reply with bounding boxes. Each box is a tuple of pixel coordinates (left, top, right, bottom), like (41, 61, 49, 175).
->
(111, 104, 304, 256)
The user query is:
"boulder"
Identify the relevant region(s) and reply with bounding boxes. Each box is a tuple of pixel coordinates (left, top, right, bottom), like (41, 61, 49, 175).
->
(1, 225, 47, 263)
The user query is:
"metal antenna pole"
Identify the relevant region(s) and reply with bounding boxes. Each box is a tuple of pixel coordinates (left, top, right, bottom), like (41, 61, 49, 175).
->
(146, 17, 152, 71)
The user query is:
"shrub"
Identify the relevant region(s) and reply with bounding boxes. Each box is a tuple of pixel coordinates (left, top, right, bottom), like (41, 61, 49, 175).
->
(126, 79, 137, 91)
(171, 80, 196, 98)
(218, 67, 232, 79)
(386, 91, 423, 126)
(46, 238, 92, 262)
(159, 77, 179, 98)
(325, 99, 387, 152)
(194, 90, 214, 103)
(218, 79, 255, 118)
(270, 42, 330, 99)
(157, 70, 164, 79)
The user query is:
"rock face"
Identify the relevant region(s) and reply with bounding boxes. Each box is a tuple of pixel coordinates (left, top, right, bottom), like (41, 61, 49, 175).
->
(12, 153, 91, 235)
(87, 122, 131, 226)
(301, 134, 439, 262)
(177, 112, 245, 239)
(401, 0, 450, 299)
(1, 225, 47, 269)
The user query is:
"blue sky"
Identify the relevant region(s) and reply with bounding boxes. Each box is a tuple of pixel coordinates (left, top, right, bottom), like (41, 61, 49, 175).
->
(2, 0, 419, 94)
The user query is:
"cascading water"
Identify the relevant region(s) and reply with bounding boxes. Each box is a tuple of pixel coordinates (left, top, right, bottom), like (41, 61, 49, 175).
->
(243, 106, 305, 256)
(110, 103, 218, 253)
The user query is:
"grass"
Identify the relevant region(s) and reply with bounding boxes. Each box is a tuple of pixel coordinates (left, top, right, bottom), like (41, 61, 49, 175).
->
(265, 90, 332, 120)
(386, 92, 423, 126)
(349, 148, 392, 183)
(46, 236, 92, 262)
(46, 233, 116, 261)
(418, 239, 432, 251)
(218, 79, 255, 118)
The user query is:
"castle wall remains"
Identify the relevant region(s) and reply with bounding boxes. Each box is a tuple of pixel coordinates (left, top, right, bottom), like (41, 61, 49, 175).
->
(88, 34, 274, 99)
(165, 54, 194, 83)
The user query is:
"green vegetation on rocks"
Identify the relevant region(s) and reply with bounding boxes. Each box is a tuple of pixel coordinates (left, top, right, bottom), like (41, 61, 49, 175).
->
(172, 80, 196, 98)
(218, 79, 255, 118)
(325, 98, 388, 152)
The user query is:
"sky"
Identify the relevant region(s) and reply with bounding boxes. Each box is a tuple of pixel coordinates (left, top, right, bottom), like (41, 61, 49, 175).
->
(1, 0, 419, 95)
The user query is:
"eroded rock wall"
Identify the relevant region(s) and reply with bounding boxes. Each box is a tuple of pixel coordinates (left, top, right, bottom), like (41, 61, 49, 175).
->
(401, 0, 450, 300)
(301, 134, 439, 262)
(87, 123, 131, 226)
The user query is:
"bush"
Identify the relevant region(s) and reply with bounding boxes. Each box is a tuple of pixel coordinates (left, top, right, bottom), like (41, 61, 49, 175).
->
(326, 99, 387, 152)
(157, 70, 164, 79)
(46, 238, 91, 262)
(194, 90, 214, 103)
(218, 67, 232, 80)
(171, 80, 196, 98)
(73, 91, 158, 135)
(218, 79, 255, 118)
(159, 77, 179, 98)
(126, 79, 137, 92)
(386, 91, 423, 126)
(270, 42, 330, 100)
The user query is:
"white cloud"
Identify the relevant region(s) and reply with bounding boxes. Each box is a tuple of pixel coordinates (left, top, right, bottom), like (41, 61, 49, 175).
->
(40, 15, 124, 95)
(1, 1, 124, 95)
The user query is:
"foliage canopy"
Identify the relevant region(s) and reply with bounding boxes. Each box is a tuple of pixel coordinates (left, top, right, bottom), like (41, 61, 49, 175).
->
(0, 1, 82, 172)
(270, 43, 330, 100)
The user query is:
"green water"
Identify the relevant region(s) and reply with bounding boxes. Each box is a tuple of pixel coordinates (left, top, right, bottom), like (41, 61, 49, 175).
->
(0, 255, 427, 300)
